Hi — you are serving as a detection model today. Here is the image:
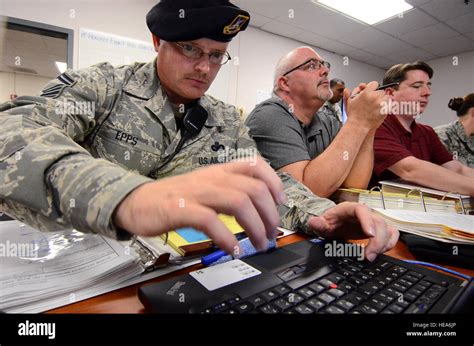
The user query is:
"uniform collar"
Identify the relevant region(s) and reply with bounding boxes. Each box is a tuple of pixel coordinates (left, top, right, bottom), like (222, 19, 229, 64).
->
(454, 119, 470, 144)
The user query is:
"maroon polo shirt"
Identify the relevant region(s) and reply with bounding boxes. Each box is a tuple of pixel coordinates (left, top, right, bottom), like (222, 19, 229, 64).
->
(370, 114, 453, 186)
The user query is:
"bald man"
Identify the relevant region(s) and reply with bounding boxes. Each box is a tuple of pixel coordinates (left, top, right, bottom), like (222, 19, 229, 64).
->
(246, 47, 388, 198)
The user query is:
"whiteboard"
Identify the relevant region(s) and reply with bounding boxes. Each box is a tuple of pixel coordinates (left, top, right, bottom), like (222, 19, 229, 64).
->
(78, 28, 155, 69)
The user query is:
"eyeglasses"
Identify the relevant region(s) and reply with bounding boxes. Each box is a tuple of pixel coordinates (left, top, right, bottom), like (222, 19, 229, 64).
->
(283, 58, 331, 77)
(173, 42, 232, 65)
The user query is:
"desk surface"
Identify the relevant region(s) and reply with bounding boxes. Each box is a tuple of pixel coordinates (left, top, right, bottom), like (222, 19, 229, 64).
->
(48, 235, 474, 314)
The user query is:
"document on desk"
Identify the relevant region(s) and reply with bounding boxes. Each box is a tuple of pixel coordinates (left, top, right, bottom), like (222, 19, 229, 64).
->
(0, 221, 145, 313)
(373, 208, 474, 244)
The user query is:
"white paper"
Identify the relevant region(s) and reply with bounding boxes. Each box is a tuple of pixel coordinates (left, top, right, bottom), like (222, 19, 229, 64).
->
(190, 259, 261, 291)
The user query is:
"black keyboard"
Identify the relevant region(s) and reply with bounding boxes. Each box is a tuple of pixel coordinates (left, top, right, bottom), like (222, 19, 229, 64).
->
(198, 257, 450, 314)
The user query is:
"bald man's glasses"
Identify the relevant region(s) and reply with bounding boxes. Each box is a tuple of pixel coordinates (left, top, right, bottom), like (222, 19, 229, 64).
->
(174, 42, 231, 65)
(283, 58, 331, 77)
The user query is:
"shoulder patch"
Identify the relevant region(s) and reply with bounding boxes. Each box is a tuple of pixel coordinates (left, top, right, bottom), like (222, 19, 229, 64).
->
(40, 72, 77, 98)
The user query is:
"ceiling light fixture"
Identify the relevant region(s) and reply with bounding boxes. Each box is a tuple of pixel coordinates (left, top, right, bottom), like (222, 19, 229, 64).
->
(313, 0, 413, 25)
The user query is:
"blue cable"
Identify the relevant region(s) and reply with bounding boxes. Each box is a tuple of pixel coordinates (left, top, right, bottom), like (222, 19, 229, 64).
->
(403, 260, 472, 281)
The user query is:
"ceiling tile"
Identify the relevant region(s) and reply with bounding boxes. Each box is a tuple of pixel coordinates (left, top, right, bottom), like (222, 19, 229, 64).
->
(269, 2, 367, 40)
(233, 0, 301, 19)
(261, 20, 304, 38)
(338, 27, 390, 47)
(361, 37, 414, 57)
(321, 40, 357, 56)
(387, 48, 438, 63)
(445, 12, 474, 34)
(248, 11, 272, 27)
(399, 23, 459, 46)
(421, 35, 474, 56)
(296, 31, 331, 48)
(346, 49, 375, 62)
(420, 0, 474, 22)
(375, 8, 437, 36)
(364, 56, 397, 69)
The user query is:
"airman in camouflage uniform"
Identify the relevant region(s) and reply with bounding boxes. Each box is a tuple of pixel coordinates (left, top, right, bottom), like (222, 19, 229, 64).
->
(0, 0, 398, 259)
(435, 121, 474, 168)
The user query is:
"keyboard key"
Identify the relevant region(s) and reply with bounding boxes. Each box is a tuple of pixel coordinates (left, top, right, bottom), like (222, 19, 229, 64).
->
(298, 287, 316, 299)
(335, 299, 355, 312)
(369, 297, 389, 310)
(373, 292, 395, 304)
(388, 303, 405, 313)
(324, 305, 345, 314)
(327, 288, 345, 298)
(403, 274, 420, 283)
(318, 278, 335, 288)
(261, 289, 279, 302)
(273, 285, 291, 295)
(294, 304, 314, 314)
(317, 292, 336, 305)
(358, 303, 378, 314)
(390, 282, 408, 292)
(403, 292, 418, 303)
(344, 292, 366, 305)
(234, 302, 253, 313)
(259, 304, 281, 314)
(212, 302, 229, 313)
(338, 281, 355, 293)
(284, 292, 304, 305)
(407, 288, 423, 297)
(405, 302, 429, 314)
(391, 266, 408, 275)
(308, 282, 325, 294)
(248, 296, 265, 307)
(327, 273, 344, 283)
(407, 271, 423, 279)
(306, 298, 326, 311)
(227, 297, 241, 305)
(273, 298, 293, 312)
(347, 276, 364, 286)
(398, 278, 414, 287)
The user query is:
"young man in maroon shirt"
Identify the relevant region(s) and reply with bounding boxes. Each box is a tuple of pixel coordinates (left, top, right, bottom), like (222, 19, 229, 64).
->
(371, 61, 474, 196)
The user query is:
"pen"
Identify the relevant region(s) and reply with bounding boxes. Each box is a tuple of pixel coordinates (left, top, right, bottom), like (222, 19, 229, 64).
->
(201, 249, 227, 266)
(350, 82, 399, 98)
(375, 82, 399, 90)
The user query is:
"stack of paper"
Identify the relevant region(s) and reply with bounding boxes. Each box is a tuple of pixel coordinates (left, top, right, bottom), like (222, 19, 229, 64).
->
(373, 208, 474, 245)
(0, 221, 144, 313)
(379, 179, 474, 214)
(333, 188, 458, 213)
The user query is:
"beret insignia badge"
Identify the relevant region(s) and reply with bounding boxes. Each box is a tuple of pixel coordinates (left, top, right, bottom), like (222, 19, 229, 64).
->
(223, 14, 250, 35)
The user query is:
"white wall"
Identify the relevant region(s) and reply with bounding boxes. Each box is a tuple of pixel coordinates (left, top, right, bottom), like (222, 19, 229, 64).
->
(0, 72, 50, 102)
(0, 0, 394, 117)
(423, 50, 474, 127)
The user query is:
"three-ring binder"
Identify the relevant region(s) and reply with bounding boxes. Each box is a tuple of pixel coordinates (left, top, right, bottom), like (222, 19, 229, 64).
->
(131, 235, 170, 271)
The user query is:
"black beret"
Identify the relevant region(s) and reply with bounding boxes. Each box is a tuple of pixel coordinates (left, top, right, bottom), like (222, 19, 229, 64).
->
(146, 0, 250, 42)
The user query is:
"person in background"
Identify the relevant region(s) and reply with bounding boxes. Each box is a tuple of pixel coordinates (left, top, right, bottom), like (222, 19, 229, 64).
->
(246, 46, 388, 198)
(318, 78, 345, 124)
(435, 93, 474, 168)
(371, 61, 474, 196)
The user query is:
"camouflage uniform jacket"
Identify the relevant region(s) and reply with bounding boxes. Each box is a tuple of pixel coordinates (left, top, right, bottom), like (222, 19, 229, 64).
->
(317, 101, 342, 124)
(435, 120, 474, 168)
(0, 60, 335, 240)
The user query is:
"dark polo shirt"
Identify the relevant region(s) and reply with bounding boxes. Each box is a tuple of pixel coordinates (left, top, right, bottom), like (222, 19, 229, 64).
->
(370, 114, 453, 186)
(245, 96, 341, 170)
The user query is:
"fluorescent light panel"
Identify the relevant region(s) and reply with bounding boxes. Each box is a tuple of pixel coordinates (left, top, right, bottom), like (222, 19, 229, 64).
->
(315, 0, 413, 25)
